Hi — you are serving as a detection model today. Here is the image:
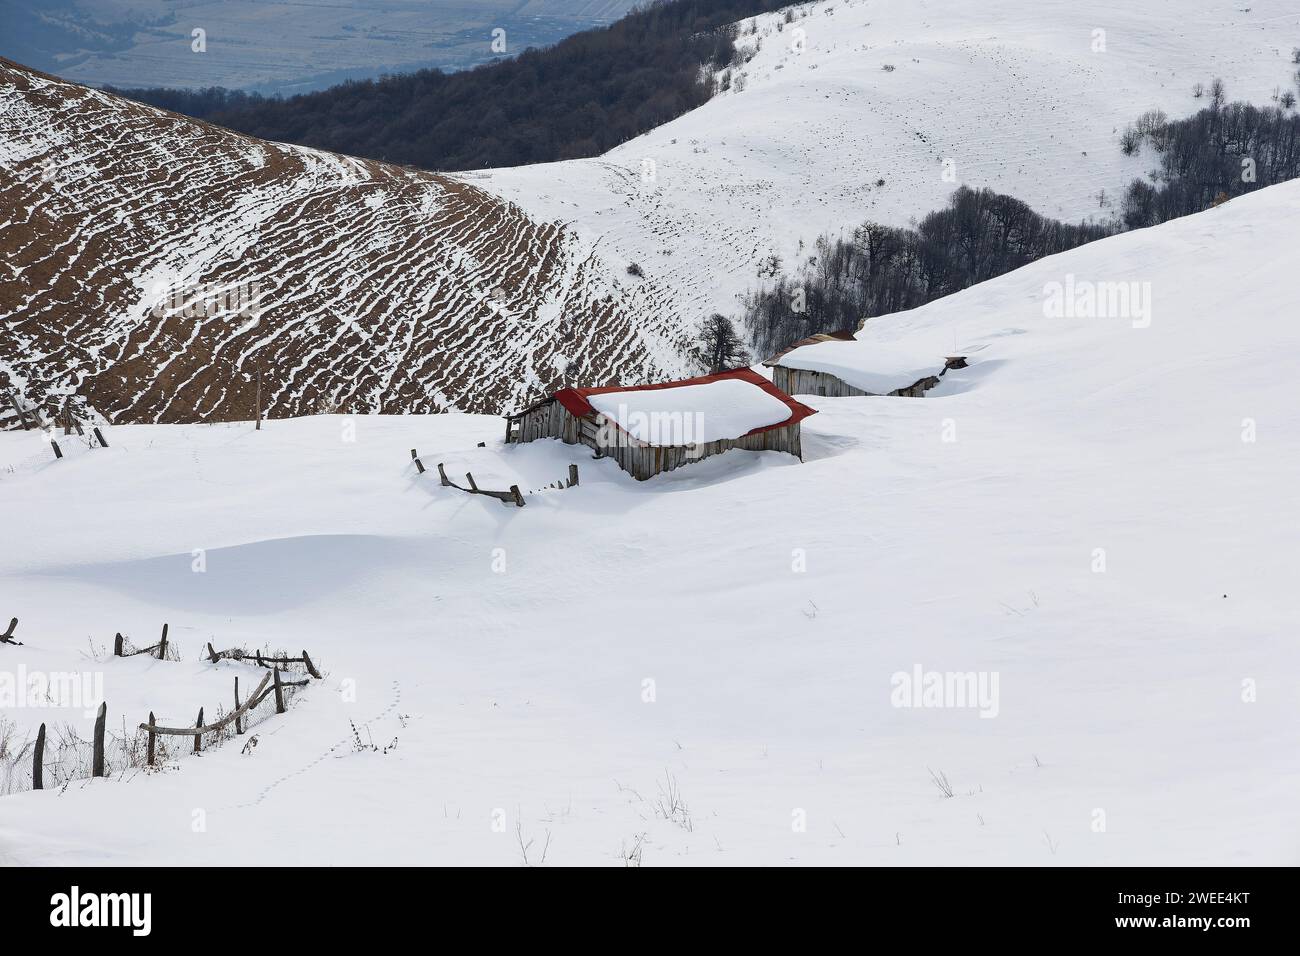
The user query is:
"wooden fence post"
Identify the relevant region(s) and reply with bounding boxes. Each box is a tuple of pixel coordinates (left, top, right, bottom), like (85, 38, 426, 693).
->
(33, 723, 45, 790)
(7, 391, 31, 430)
(234, 677, 243, 735)
(510, 485, 525, 507)
(302, 650, 322, 680)
(206, 641, 220, 663)
(113, 633, 124, 656)
(92, 702, 106, 778)
(50, 438, 62, 460)
(255, 367, 262, 431)
(193, 708, 204, 753)
(157, 623, 168, 660)
(273, 668, 286, 714)
(147, 712, 156, 767)
(437, 462, 450, 487)
(1, 617, 18, 645)
(93, 427, 109, 447)
(465, 471, 478, 491)
(568, 464, 579, 487)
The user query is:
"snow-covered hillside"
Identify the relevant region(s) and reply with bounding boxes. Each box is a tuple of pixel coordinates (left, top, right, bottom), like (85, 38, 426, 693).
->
(3, 180, 1296, 865)
(0, 58, 691, 423)
(477, 0, 1300, 327)
(7, 2, 1299, 426)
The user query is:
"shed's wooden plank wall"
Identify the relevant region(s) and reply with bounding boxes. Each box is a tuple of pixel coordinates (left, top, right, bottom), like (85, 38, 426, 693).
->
(506, 400, 803, 481)
(772, 365, 939, 398)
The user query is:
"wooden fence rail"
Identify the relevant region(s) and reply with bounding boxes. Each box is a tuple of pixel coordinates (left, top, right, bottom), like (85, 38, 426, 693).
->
(205, 643, 322, 679)
(138, 673, 271, 763)
(434, 462, 525, 507)
(137, 667, 311, 765)
(4, 390, 108, 451)
(413, 448, 579, 507)
(22, 624, 317, 787)
(527, 464, 580, 494)
(114, 623, 169, 659)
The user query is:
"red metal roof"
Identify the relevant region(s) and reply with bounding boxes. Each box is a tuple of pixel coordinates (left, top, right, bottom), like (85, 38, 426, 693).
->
(552, 367, 817, 440)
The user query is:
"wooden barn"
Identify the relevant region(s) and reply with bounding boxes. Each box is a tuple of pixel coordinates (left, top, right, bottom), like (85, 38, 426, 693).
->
(504, 368, 817, 481)
(765, 333, 966, 398)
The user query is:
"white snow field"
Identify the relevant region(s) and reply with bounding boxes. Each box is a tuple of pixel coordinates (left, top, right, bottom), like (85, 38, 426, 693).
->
(474, 0, 1300, 336)
(2, 179, 1298, 866)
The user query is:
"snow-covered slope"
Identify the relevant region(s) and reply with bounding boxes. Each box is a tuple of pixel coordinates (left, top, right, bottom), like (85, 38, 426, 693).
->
(476, 0, 1300, 327)
(0, 57, 691, 423)
(2, 181, 1297, 865)
(7, 2, 1299, 425)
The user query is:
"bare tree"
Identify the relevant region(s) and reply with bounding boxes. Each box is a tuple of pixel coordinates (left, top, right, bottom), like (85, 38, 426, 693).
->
(698, 313, 750, 373)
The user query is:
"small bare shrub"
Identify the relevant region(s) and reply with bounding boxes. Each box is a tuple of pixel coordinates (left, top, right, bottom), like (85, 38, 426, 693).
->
(928, 766, 955, 798)
(652, 770, 693, 831)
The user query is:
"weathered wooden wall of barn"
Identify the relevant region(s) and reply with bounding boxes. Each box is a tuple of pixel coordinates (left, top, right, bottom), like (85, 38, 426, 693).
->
(510, 399, 581, 444)
(773, 365, 873, 397)
(772, 365, 940, 398)
(891, 376, 940, 398)
(580, 416, 802, 481)
(509, 402, 803, 480)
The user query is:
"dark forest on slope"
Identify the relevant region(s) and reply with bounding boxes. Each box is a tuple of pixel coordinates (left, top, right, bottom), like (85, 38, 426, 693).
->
(744, 188, 1112, 358)
(108, 0, 792, 170)
(746, 93, 1300, 358)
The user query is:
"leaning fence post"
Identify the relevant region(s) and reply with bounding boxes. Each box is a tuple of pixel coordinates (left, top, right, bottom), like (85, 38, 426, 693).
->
(33, 723, 45, 790)
(8, 391, 31, 430)
(465, 471, 479, 492)
(437, 462, 450, 487)
(147, 712, 156, 767)
(93, 427, 109, 447)
(157, 623, 168, 660)
(194, 707, 203, 753)
(206, 641, 220, 663)
(92, 702, 106, 778)
(302, 650, 322, 680)
(50, 437, 63, 460)
(234, 677, 243, 735)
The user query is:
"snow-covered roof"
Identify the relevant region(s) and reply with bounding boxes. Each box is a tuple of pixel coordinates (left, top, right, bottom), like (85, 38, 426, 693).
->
(553, 368, 816, 446)
(776, 340, 946, 394)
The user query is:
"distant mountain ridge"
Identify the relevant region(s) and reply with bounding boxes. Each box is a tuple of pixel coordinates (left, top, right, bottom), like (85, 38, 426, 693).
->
(0, 0, 641, 95)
